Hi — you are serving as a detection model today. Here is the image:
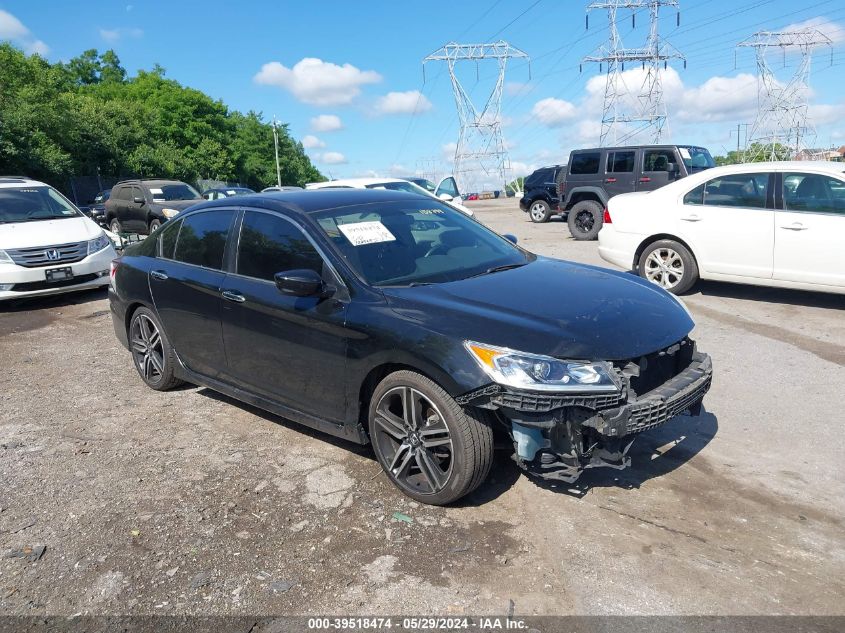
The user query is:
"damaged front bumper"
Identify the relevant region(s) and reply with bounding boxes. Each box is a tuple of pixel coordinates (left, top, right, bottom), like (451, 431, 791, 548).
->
(457, 344, 712, 483)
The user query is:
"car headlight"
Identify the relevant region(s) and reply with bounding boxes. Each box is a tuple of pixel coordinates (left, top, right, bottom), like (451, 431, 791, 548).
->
(465, 341, 621, 393)
(161, 208, 180, 219)
(87, 233, 111, 255)
(0, 249, 12, 264)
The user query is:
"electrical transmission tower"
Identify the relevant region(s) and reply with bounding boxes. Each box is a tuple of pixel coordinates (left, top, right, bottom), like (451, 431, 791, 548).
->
(583, 1, 684, 146)
(424, 41, 529, 192)
(737, 29, 832, 161)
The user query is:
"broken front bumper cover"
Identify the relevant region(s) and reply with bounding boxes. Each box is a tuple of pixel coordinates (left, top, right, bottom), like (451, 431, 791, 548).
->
(459, 350, 712, 483)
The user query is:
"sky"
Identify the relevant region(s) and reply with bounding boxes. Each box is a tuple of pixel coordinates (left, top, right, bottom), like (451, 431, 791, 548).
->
(2, 0, 845, 189)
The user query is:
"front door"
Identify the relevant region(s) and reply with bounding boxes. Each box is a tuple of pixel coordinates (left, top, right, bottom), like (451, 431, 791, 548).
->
(603, 149, 638, 199)
(220, 210, 349, 422)
(148, 209, 236, 378)
(677, 172, 775, 279)
(435, 177, 461, 201)
(127, 185, 147, 231)
(638, 149, 681, 192)
(774, 172, 845, 288)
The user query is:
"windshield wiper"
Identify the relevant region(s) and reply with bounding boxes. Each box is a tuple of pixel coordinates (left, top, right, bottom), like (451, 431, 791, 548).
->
(464, 262, 527, 280)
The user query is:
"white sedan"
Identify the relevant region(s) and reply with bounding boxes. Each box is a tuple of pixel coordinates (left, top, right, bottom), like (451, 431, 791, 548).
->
(598, 161, 845, 295)
(305, 177, 474, 217)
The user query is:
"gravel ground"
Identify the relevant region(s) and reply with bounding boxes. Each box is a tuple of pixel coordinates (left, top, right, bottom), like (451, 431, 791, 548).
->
(0, 198, 843, 616)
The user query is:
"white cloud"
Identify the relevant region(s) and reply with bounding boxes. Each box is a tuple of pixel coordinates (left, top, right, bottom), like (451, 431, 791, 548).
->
(505, 82, 532, 96)
(531, 97, 577, 127)
(99, 27, 143, 42)
(674, 72, 759, 123)
(320, 152, 348, 165)
(441, 142, 457, 163)
(388, 163, 407, 176)
(301, 135, 326, 149)
(781, 17, 845, 45)
(0, 9, 49, 56)
(373, 90, 433, 115)
(253, 57, 381, 106)
(310, 114, 343, 133)
(809, 103, 845, 126)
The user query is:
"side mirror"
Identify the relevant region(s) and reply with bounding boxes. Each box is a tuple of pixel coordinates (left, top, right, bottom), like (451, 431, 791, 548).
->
(438, 193, 454, 202)
(274, 269, 331, 297)
(666, 163, 678, 174)
(133, 196, 145, 204)
(503, 233, 518, 245)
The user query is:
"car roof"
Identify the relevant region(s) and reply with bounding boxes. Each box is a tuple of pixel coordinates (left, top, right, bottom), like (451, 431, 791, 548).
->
(187, 187, 431, 216)
(695, 161, 845, 175)
(0, 176, 47, 188)
(114, 179, 187, 187)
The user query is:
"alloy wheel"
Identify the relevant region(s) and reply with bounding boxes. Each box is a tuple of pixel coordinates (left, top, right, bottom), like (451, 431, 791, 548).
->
(644, 247, 685, 289)
(530, 202, 547, 221)
(574, 210, 595, 233)
(373, 386, 454, 495)
(130, 314, 165, 383)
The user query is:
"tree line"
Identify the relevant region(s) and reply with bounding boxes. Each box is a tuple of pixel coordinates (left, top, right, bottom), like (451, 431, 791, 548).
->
(0, 44, 322, 197)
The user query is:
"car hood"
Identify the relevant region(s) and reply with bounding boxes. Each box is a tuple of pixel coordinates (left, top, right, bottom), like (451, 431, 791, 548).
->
(0, 216, 103, 249)
(382, 257, 694, 361)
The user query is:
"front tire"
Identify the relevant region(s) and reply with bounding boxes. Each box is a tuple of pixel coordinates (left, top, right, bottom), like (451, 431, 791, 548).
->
(109, 217, 122, 234)
(567, 200, 603, 240)
(128, 307, 184, 391)
(528, 200, 552, 223)
(368, 370, 494, 505)
(637, 239, 699, 295)
(148, 218, 162, 233)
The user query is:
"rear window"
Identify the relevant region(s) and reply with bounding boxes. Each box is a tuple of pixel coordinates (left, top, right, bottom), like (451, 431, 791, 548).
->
(569, 153, 601, 175)
(525, 168, 551, 188)
(173, 211, 233, 269)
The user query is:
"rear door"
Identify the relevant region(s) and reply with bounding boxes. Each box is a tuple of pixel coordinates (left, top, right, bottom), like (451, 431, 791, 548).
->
(773, 171, 845, 288)
(565, 151, 603, 205)
(603, 150, 637, 199)
(638, 149, 681, 192)
(677, 172, 774, 279)
(219, 209, 350, 421)
(111, 185, 131, 226)
(148, 209, 236, 378)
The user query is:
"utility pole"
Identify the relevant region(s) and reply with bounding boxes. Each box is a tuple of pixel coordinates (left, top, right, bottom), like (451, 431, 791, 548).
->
(729, 123, 750, 156)
(272, 116, 282, 188)
(423, 41, 529, 193)
(583, 0, 684, 146)
(738, 29, 832, 161)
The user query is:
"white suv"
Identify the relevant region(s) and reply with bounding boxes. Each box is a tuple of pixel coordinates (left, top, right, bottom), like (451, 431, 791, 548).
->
(0, 177, 117, 301)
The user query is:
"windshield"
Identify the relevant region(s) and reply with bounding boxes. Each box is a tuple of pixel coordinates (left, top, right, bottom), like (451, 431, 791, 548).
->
(313, 199, 532, 286)
(364, 181, 433, 197)
(678, 146, 715, 172)
(0, 186, 82, 223)
(150, 183, 201, 202)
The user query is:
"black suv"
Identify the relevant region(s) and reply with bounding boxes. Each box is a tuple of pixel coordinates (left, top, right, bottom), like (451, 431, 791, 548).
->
(105, 179, 203, 235)
(519, 165, 565, 223)
(557, 145, 714, 240)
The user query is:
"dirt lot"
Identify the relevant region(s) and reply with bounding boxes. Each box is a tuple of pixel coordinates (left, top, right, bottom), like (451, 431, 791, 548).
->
(1, 198, 843, 616)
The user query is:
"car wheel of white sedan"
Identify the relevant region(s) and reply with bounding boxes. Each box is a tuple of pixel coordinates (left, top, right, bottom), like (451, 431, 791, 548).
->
(638, 239, 699, 295)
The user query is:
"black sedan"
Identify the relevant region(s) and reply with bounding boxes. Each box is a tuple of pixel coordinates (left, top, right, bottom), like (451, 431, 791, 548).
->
(108, 189, 711, 505)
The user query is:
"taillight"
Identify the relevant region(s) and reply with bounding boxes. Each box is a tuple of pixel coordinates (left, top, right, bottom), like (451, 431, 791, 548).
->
(603, 208, 612, 223)
(110, 260, 119, 287)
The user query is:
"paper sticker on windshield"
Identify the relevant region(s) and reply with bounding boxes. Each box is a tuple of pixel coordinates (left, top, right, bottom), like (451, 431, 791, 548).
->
(149, 188, 163, 195)
(338, 221, 396, 246)
(678, 147, 691, 160)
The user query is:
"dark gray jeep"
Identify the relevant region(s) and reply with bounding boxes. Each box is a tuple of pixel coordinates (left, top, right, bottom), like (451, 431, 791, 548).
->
(557, 145, 714, 240)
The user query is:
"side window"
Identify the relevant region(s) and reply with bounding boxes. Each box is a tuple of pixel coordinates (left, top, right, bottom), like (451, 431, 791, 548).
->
(683, 184, 705, 206)
(643, 150, 678, 172)
(702, 173, 769, 209)
(607, 151, 635, 173)
(570, 153, 601, 175)
(237, 211, 324, 281)
(173, 210, 233, 269)
(159, 218, 182, 259)
(783, 173, 845, 215)
(114, 186, 130, 201)
(132, 186, 143, 202)
(436, 177, 460, 198)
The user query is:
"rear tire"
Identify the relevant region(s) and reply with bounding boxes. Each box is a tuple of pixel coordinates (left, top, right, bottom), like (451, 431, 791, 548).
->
(637, 239, 699, 295)
(368, 370, 494, 505)
(528, 200, 552, 223)
(128, 307, 184, 391)
(567, 200, 603, 240)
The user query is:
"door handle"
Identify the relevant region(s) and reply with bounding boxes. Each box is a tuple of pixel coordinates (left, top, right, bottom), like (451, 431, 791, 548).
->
(150, 270, 168, 281)
(680, 214, 702, 222)
(222, 290, 246, 303)
(780, 223, 808, 231)
(639, 177, 651, 183)
(605, 178, 617, 183)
